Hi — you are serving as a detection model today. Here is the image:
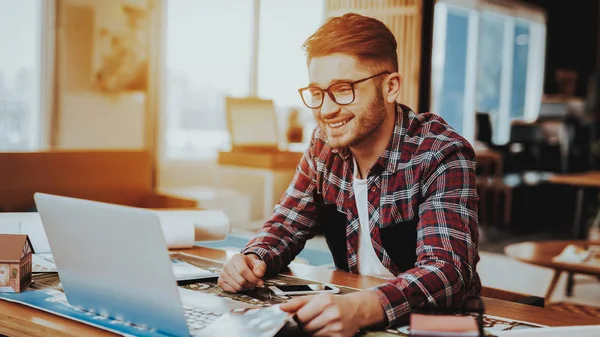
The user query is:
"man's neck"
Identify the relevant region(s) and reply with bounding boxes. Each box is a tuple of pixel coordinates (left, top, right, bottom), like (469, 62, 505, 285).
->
(351, 106, 398, 179)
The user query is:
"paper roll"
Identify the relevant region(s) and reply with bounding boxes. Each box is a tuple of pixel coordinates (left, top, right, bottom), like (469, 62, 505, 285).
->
(152, 209, 230, 243)
(1, 209, 230, 251)
(154, 211, 196, 249)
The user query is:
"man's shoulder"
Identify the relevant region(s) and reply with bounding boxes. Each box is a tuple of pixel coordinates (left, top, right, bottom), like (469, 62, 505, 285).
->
(405, 111, 475, 158)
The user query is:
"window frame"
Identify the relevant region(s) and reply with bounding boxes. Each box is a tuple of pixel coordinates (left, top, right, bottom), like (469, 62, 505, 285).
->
(41, 0, 56, 150)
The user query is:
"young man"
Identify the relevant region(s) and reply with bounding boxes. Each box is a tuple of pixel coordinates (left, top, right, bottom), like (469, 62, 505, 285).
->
(218, 13, 481, 336)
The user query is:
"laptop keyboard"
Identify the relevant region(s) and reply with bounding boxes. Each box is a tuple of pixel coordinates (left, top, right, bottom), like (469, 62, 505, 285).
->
(183, 306, 222, 335)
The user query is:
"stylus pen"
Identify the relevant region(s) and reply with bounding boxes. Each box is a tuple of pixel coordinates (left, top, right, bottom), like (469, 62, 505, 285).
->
(292, 314, 304, 332)
(176, 277, 219, 286)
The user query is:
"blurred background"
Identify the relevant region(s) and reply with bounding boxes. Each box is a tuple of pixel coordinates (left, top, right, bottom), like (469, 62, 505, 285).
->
(1, 0, 600, 316)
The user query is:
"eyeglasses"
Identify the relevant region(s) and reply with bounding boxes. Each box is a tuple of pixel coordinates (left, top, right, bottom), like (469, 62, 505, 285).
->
(298, 71, 391, 109)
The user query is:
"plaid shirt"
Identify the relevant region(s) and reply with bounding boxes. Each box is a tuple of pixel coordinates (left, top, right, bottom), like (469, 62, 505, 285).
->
(241, 104, 481, 326)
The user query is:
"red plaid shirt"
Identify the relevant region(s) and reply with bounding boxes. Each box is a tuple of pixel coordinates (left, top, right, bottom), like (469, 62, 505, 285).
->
(241, 104, 481, 326)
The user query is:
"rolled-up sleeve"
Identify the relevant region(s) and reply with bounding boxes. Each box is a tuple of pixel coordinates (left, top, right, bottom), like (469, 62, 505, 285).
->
(241, 134, 321, 275)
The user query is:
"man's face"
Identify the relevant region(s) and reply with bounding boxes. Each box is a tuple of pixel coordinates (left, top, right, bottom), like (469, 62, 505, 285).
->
(307, 53, 387, 149)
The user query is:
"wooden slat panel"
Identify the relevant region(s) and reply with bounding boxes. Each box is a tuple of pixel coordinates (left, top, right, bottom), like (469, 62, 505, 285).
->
(324, 0, 422, 110)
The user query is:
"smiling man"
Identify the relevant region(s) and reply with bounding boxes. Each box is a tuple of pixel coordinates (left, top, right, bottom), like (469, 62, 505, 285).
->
(218, 13, 481, 336)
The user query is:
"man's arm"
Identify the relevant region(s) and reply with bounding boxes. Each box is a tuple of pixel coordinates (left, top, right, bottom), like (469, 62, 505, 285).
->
(240, 134, 320, 275)
(371, 140, 480, 327)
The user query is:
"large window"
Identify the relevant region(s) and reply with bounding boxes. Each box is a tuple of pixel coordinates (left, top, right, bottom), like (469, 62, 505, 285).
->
(431, 5, 476, 139)
(0, 0, 44, 151)
(258, 0, 324, 136)
(163, 0, 253, 160)
(431, 0, 546, 145)
(163, 0, 324, 160)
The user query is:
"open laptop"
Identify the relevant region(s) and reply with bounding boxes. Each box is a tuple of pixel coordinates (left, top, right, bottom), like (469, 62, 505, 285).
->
(33, 192, 256, 337)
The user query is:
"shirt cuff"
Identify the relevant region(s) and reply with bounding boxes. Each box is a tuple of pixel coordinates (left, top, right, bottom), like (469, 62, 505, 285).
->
(371, 283, 411, 328)
(240, 246, 276, 274)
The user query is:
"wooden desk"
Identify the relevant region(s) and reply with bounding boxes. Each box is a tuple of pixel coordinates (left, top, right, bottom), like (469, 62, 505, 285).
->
(218, 150, 303, 170)
(549, 171, 600, 240)
(549, 171, 600, 188)
(531, 172, 600, 297)
(1, 246, 600, 336)
(505, 240, 600, 301)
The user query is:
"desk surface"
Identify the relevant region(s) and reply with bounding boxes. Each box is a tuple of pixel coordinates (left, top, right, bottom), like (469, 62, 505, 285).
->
(1, 246, 599, 337)
(505, 240, 600, 276)
(549, 171, 600, 188)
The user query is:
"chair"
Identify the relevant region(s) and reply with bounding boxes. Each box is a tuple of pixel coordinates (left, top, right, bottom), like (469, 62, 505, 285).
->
(476, 149, 512, 228)
(475, 112, 493, 147)
(506, 122, 546, 173)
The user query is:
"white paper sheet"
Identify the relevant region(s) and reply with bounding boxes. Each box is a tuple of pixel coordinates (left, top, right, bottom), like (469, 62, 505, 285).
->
(170, 258, 217, 281)
(32, 253, 58, 272)
(496, 325, 600, 336)
(0, 213, 51, 253)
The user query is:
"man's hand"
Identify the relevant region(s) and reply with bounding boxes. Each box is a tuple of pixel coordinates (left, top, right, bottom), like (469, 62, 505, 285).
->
(218, 253, 266, 292)
(279, 291, 386, 337)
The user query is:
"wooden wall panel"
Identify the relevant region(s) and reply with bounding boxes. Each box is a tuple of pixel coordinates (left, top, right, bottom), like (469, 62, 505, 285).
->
(0, 151, 153, 211)
(324, 0, 423, 110)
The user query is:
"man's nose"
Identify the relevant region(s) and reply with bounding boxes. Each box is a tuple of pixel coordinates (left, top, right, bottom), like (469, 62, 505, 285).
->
(320, 93, 340, 118)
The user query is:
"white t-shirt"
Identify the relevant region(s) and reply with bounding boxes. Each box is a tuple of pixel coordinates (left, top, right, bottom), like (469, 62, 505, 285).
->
(353, 159, 396, 279)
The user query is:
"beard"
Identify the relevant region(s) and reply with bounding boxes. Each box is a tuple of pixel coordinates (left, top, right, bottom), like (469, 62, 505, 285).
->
(319, 91, 387, 149)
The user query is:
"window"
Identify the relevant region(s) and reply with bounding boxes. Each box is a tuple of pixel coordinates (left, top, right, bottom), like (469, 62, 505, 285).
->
(431, 0, 546, 145)
(476, 11, 506, 144)
(163, 0, 253, 160)
(162, 0, 324, 161)
(0, 0, 44, 151)
(257, 0, 324, 132)
(431, 4, 476, 138)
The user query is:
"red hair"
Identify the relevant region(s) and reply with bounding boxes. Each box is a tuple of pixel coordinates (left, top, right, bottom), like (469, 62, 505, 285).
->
(302, 13, 398, 72)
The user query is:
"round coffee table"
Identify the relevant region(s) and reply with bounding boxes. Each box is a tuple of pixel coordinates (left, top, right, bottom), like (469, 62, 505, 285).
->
(504, 240, 600, 301)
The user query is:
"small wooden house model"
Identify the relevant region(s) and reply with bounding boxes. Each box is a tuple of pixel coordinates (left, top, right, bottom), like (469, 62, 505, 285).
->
(0, 234, 34, 293)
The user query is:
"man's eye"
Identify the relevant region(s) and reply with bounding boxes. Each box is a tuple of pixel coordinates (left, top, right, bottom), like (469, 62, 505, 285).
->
(336, 87, 352, 95)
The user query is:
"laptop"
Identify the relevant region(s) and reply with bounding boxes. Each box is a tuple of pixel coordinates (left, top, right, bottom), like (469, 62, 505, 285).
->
(33, 192, 256, 337)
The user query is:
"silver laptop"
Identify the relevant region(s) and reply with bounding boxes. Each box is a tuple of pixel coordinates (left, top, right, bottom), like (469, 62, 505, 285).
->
(33, 192, 254, 337)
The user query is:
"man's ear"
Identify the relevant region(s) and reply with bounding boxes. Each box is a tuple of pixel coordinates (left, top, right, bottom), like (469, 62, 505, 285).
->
(385, 72, 402, 103)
